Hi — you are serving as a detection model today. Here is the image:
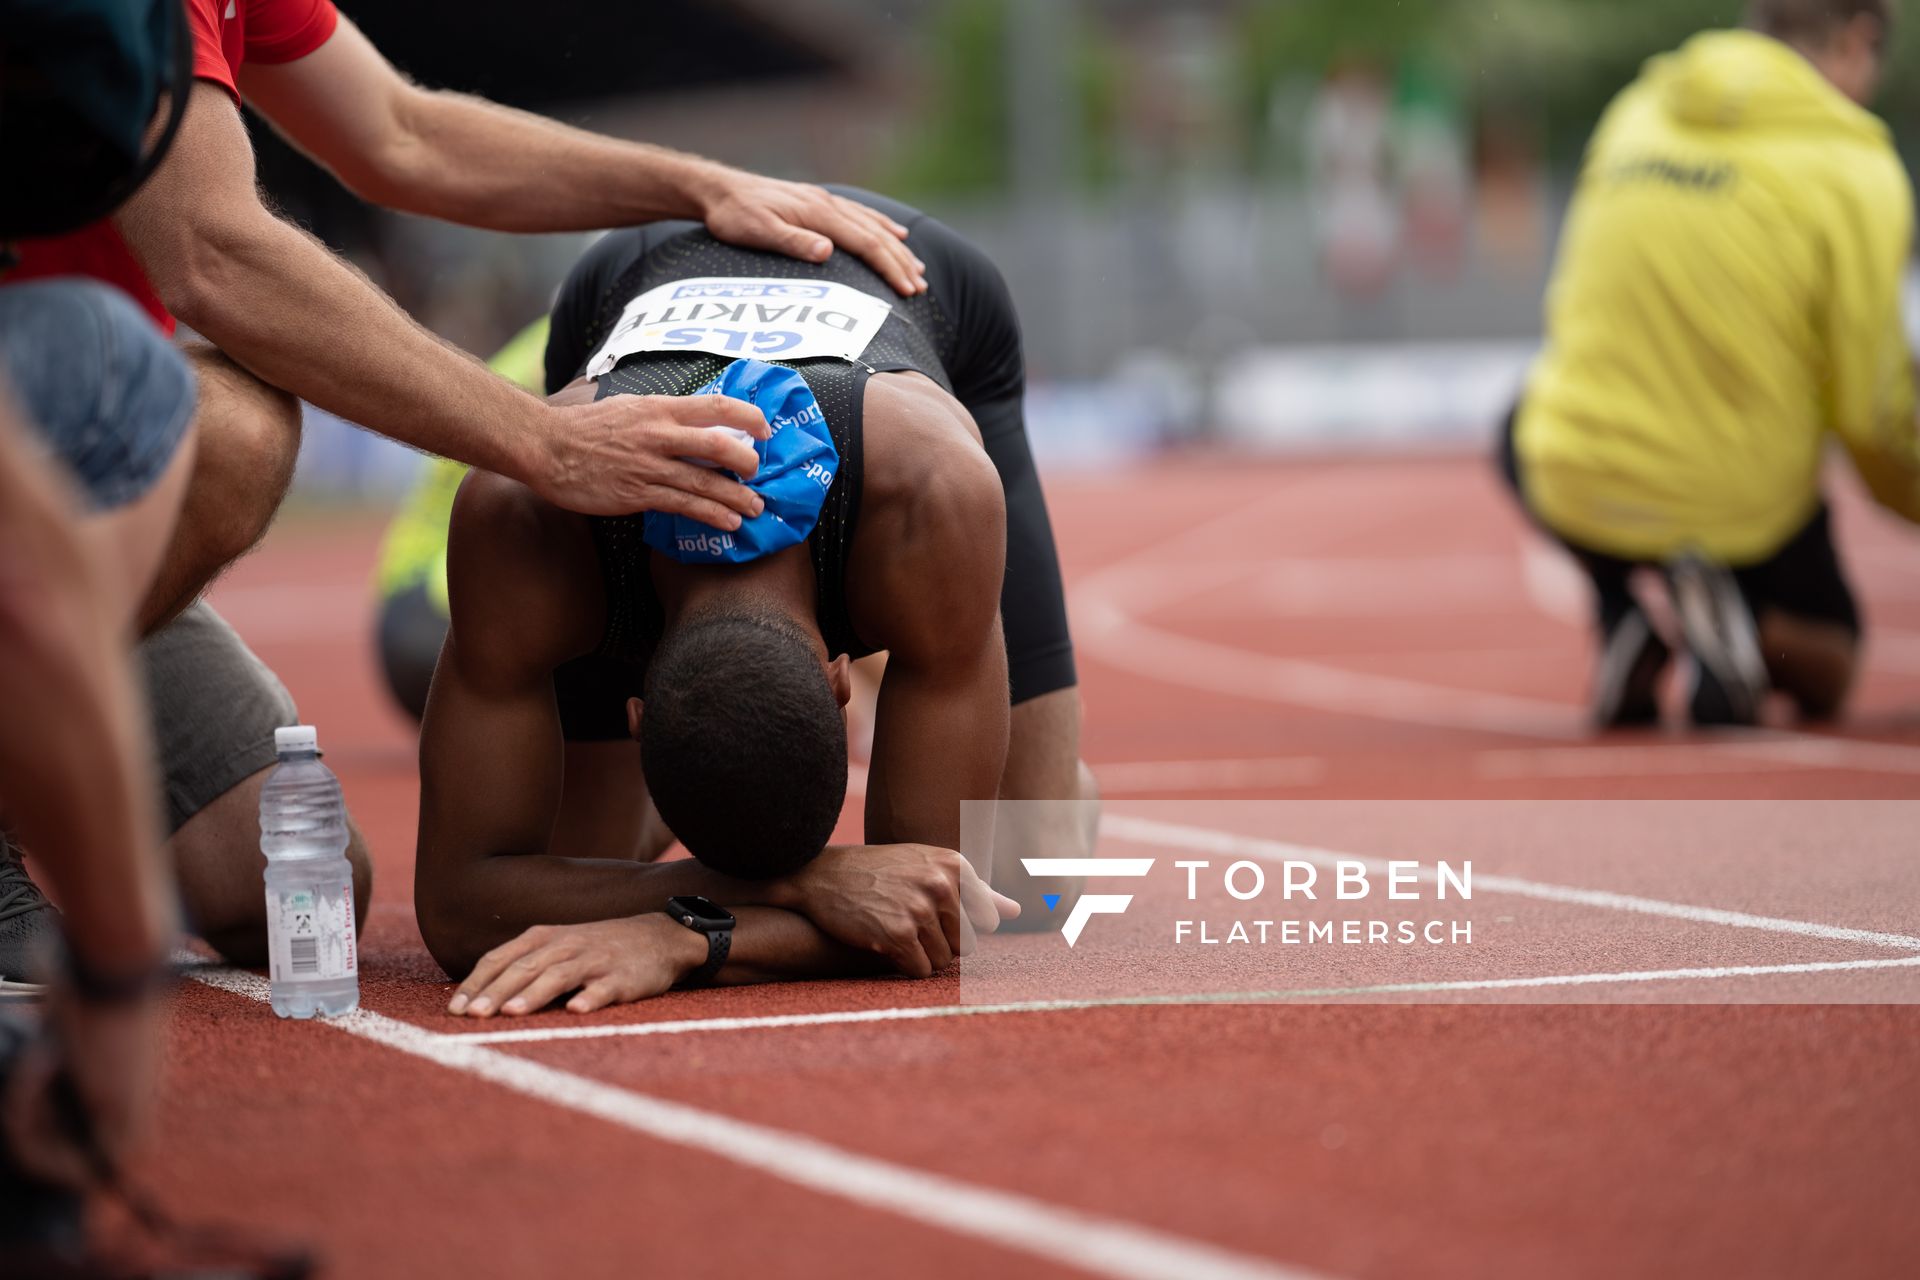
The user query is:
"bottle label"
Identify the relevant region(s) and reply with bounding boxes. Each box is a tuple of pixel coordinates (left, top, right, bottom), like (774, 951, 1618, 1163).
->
(267, 885, 358, 983)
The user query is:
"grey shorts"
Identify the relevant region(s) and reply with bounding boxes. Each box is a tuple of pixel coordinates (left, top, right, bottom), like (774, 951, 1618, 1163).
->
(0, 278, 195, 510)
(140, 602, 298, 834)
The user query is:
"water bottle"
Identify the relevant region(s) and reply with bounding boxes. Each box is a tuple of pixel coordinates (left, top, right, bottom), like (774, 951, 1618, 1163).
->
(260, 725, 358, 1018)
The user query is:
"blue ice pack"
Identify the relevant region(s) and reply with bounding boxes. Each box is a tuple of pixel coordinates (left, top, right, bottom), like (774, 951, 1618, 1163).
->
(642, 359, 839, 565)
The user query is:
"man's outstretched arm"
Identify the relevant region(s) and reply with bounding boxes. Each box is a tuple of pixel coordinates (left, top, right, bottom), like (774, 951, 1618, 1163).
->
(238, 16, 926, 296)
(114, 84, 770, 523)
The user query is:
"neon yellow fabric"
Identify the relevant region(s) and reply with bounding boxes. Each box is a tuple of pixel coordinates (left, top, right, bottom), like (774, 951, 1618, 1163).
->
(1519, 30, 1920, 563)
(374, 317, 551, 608)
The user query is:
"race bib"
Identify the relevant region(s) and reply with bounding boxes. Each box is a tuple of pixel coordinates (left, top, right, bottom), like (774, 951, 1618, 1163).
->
(583, 277, 893, 378)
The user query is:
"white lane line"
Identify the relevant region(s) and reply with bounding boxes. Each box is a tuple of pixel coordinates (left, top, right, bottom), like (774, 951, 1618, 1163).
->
(446, 955, 1920, 1046)
(1474, 735, 1920, 780)
(1103, 815, 1920, 952)
(1073, 581, 1582, 740)
(1068, 495, 1585, 740)
(1073, 498, 1920, 768)
(1094, 758, 1328, 793)
(178, 964, 1324, 1280)
(855, 757, 1328, 801)
(1869, 630, 1920, 675)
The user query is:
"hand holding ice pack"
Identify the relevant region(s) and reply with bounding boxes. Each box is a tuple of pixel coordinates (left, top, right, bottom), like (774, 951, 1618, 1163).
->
(643, 359, 838, 565)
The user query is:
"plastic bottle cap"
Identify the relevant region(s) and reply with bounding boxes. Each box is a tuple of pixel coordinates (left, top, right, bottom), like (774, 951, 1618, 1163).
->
(274, 725, 318, 753)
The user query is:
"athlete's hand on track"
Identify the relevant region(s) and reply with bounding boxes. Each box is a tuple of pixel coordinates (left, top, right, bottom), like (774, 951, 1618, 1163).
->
(533, 390, 773, 524)
(449, 916, 707, 1018)
(690, 166, 928, 297)
(783, 844, 1020, 979)
(2, 987, 160, 1188)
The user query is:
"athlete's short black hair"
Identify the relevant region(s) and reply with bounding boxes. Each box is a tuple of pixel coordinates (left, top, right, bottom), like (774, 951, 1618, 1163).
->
(1747, 0, 1895, 45)
(640, 608, 846, 880)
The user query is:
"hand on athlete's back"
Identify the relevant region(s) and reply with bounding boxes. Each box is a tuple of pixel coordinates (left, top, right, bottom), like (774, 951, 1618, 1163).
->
(533, 388, 772, 523)
(689, 164, 928, 298)
(784, 844, 1019, 979)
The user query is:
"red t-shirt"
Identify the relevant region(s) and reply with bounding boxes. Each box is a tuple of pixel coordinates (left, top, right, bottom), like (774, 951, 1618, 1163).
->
(3, 0, 339, 333)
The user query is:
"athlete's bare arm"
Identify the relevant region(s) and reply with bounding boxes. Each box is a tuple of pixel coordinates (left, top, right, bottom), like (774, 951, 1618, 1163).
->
(114, 84, 770, 524)
(447, 908, 897, 1018)
(238, 15, 926, 296)
(849, 375, 1013, 861)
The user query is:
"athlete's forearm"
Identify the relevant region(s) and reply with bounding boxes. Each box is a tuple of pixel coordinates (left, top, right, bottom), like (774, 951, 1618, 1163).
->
(385, 89, 721, 232)
(147, 211, 548, 480)
(419, 853, 787, 978)
(110, 84, 549, 485)
(713, 908, 891, 987)
(0, 401, 174, 978)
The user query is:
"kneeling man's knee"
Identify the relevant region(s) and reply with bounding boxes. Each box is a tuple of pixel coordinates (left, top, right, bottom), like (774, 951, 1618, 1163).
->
(184, 345, 302, 563)
(190, 815, 373, 967)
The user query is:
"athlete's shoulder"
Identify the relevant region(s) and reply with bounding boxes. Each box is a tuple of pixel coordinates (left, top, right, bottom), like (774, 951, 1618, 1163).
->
(821, 185, 928, 230)
(546, 230, 662, 392)
(819, 185, 998, 294)
(558, 229, 651, 305)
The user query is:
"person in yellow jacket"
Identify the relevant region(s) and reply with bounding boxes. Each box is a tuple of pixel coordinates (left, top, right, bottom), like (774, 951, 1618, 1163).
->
(1505, 0, 1920, 727)
(375, 317, 549, 719)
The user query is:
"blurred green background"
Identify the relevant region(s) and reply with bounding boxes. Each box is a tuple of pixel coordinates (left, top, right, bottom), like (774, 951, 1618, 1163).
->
(883, 0, 1920, 199)
(276, 0, 1919, 490)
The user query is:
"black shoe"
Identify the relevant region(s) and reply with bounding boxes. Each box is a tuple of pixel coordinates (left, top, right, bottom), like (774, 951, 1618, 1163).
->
(1592, 606, 1670, 728)
(0, 836, 62, 1000)
(1667, 551, 1769, 727)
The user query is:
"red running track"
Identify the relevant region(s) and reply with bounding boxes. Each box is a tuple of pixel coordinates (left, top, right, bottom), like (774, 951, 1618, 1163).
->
(129, 454, 1920, 1279)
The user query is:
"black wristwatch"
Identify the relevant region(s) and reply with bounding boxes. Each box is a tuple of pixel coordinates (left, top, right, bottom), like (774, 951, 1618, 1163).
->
(665, 896, 736, 988)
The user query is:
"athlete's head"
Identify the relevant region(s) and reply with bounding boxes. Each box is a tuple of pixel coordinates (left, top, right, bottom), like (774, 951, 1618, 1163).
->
(632, 604, 851, 881)
(1747, 0, 1896, 102)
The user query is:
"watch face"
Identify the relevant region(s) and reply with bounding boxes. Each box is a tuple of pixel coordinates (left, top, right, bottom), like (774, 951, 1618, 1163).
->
(667, 896, 736, 930)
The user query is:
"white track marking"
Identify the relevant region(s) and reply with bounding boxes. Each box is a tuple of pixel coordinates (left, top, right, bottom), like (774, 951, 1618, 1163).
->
(1518, 540, 1590, 627)
(1072, 489, 1920, 764)
(854, 757, 1328, 801)
(1869, 630, 1920, 675)
(445, 954, 1920, 1046)
(1072, 518, 1586, 739)
(1103, 815, 1920, 952)
(179, 963, 1324, 1280)
(1100, 555, 1542, 620)
(1069, 494, 1585, 738)
(1076, 582, 1582, 739)
(1093, 757, 1328, 792)
(1474, 734, 1920, 780)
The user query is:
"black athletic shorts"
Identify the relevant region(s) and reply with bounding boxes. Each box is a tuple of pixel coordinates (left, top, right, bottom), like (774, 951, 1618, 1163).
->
(544, 188, 1077, 740)
(1497, 406, 1862, 637)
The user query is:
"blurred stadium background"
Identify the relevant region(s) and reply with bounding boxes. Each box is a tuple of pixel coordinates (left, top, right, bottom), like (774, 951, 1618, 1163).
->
(269, 0, 1920, 497)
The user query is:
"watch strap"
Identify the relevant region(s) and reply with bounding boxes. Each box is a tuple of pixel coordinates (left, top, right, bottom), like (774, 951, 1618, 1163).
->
(685, 926, 731, 988)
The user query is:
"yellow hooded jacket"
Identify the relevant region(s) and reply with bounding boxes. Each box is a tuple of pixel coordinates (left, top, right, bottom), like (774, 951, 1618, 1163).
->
(1518, 29, 1920, 564)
